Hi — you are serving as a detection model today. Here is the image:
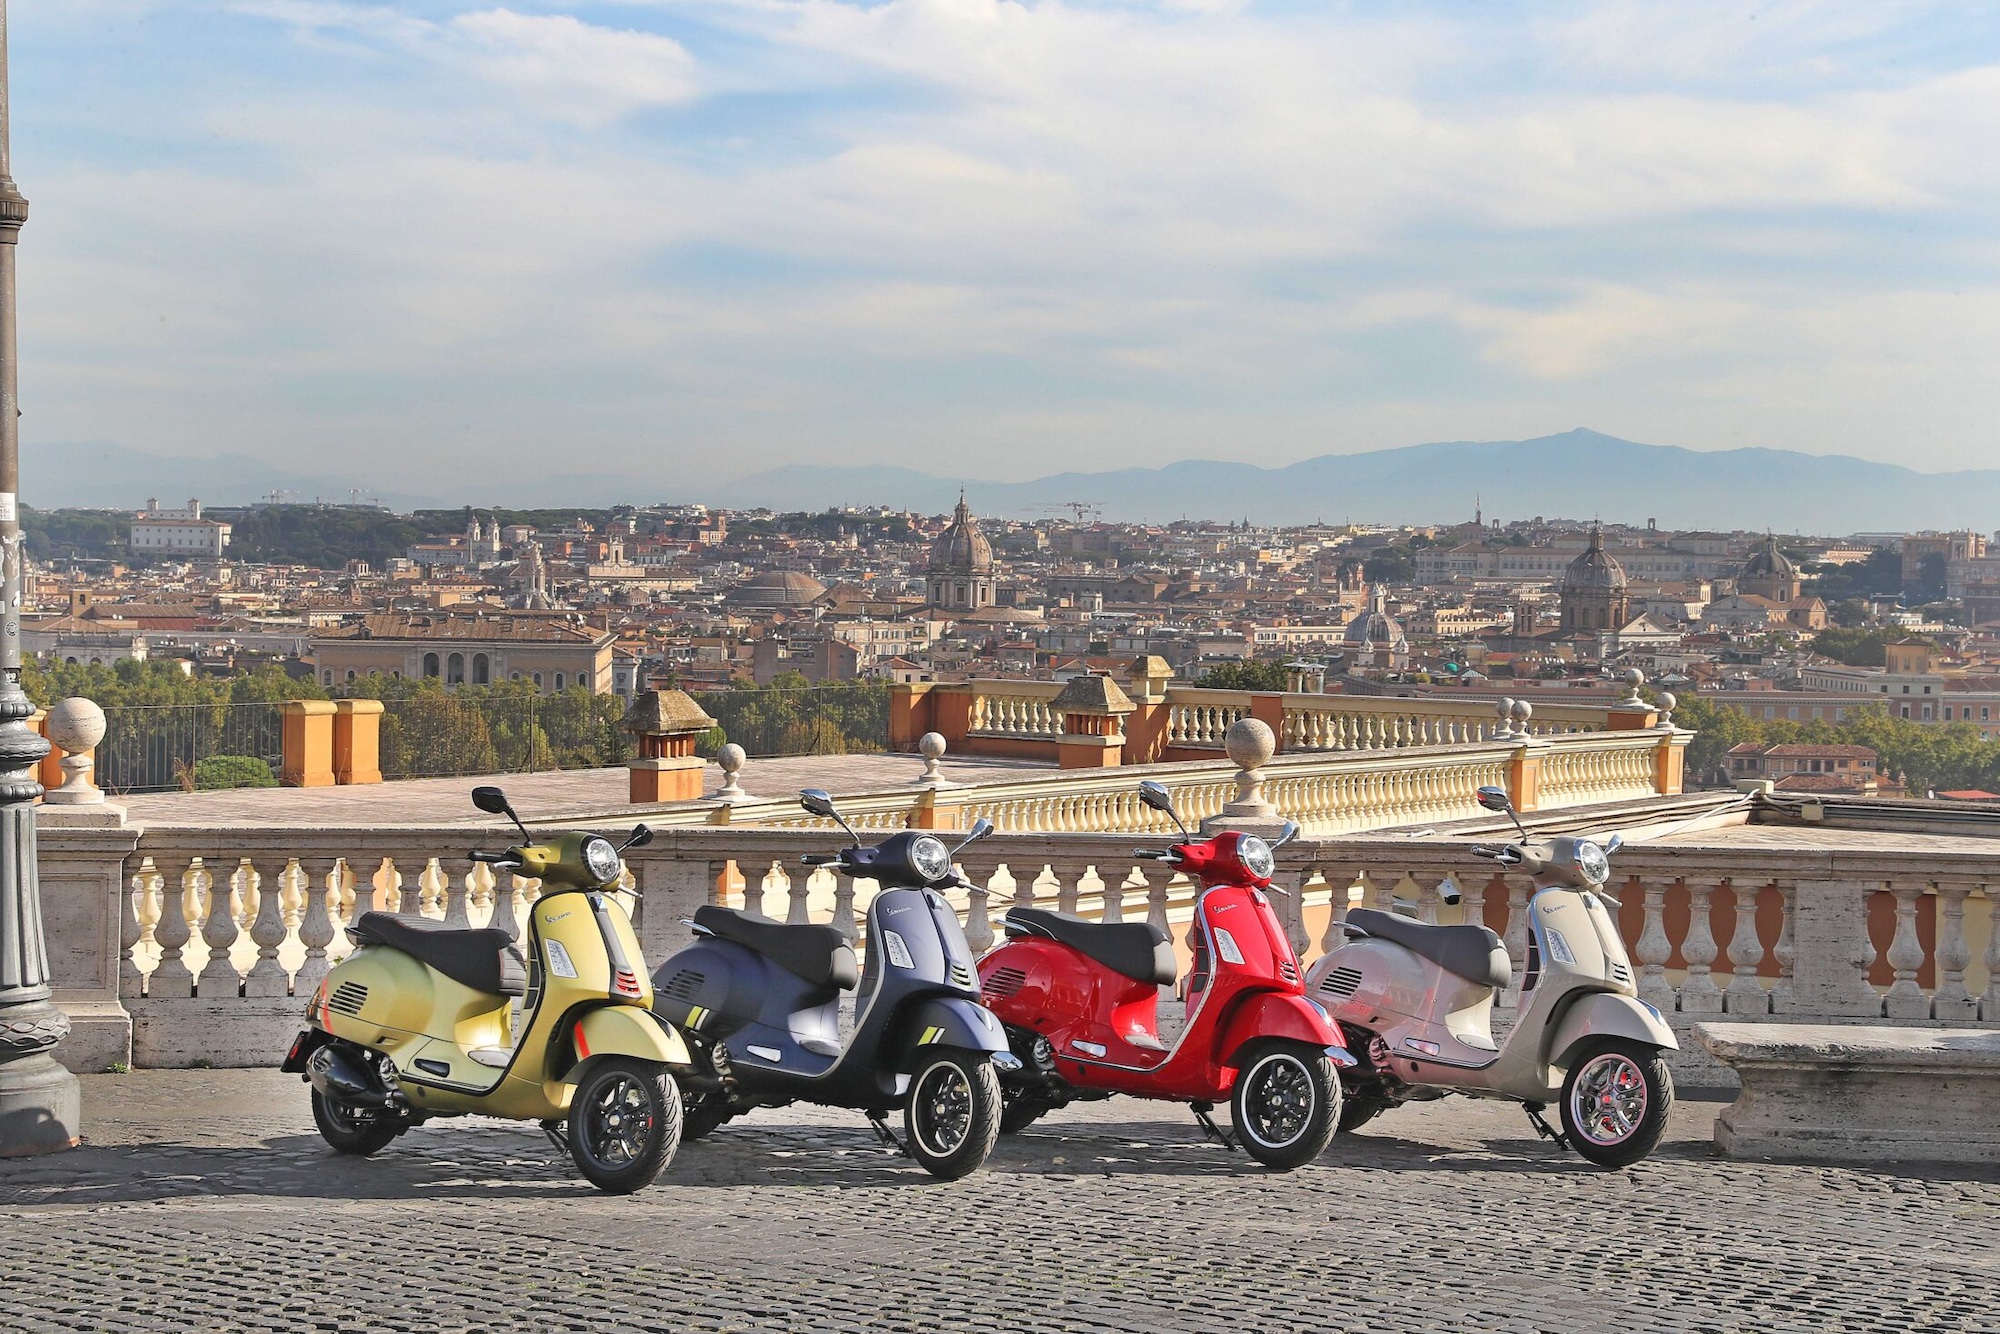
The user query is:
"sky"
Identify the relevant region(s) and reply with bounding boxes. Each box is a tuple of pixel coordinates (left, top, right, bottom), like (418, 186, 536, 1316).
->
(13, 0, 2000, 498)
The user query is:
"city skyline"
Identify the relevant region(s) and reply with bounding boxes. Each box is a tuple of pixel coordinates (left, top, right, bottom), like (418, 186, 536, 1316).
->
(16, 3, 2000, 497)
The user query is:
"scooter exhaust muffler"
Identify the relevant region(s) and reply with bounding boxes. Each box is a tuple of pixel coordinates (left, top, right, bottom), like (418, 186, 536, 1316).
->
(307, 1043, 395, 1109)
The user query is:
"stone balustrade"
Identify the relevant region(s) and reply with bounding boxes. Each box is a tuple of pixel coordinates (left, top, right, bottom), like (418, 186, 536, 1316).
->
(37, 812, 1996, 1069)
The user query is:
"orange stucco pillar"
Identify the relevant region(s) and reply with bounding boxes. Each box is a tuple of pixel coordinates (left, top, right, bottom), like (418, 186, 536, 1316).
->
(281, 700, 339, 788)
(333, 698, 385, 785)
(28, 708, 61, 793)
(1508, 743, 1543, 812)
(1249, 693, 1286, 753)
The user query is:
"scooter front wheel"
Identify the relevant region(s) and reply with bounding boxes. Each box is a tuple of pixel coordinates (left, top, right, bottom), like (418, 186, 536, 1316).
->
(904, 1052, 1001, 1180)
(567, 1058, 682, 1194)
(1559, 1039, 1673, 1169)
(311, 1089, 401, 1156)
(1231, 1041, 1341, 1170)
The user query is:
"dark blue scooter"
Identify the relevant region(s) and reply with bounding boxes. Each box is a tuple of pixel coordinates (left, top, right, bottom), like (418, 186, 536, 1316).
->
(651, 789, 1016, 1179)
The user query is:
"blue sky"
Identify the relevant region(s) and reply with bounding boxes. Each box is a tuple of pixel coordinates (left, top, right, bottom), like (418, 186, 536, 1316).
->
(14, 1, 2000, 496)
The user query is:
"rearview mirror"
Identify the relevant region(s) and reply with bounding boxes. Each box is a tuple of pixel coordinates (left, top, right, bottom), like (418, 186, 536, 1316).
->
(1604, 832, 1624, 854)
(1474, 785, 1513, 814)
(1271, 821, 1299, 851)
(956, 817, 994, 851)
(624, 824, 655, 850)
(1137, 781, 1174, 812)
(471, 785, 511, 815)
(799, 788, 837, 819)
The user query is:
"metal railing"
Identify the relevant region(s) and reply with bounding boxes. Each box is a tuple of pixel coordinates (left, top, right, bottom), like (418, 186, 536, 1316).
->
(96, 702, 286, 793)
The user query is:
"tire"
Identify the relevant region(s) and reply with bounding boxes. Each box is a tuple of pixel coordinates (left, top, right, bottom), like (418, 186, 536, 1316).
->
(681, 1091, 734, 1143)
(1337, 1090, 1390, 1134)
(904, 1052, 1001, 1180)
(311, 1089, 401, 1156)
(567, 1058, 682, 1194)
(1230, 1041, 1341, 1171)
(1559, 1039, 1674, 1169)
(998, 1089, 1051, 1136)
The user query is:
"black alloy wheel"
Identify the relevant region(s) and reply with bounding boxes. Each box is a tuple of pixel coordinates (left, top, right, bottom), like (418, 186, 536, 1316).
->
(311, 1088, 402, 1156)
(1230, 1041, 1341, 1170)
(904, 1051, 1001, 1180)
(567, 1058, 682, 1193)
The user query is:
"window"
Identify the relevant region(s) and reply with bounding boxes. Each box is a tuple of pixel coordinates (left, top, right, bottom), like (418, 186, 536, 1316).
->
(554, 672, 565, 690)
(323, 670, 333, 685)
(424, 652, 440, 678)
(533, 672, 543, 688)
(345, 670, 356, 682)
(511, 672, 520, 681)
(473, 653, 490, 685)
(447, 652, 465, 685)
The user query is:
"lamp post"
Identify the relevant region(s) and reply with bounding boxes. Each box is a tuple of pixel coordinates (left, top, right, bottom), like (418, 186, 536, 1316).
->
(0, 0, 76, 1158)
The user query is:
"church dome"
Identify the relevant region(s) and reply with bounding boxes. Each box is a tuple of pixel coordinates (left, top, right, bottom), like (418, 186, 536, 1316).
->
(1344, 587, 1407, 649)
(929, 494, 993, 574)
(1740, 534, 1796, 581)
(1560, 524, 1627, 593)
(730, 569, 827, 607)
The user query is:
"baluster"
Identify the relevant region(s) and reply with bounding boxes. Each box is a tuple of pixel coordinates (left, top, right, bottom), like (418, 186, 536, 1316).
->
(1144, 871, 1169, 938)
(441, 865, 473, 929)
(788, 865, 815, 924)
(195, 861, 240, 997)
(1723, 878, 1768, 1014)
(295, 859, 338, 996)
(1769, 879, 1797, 1013)
(1499, 876, 1528, 1005)
(1058, 864, 1084, 916)
(1281, 870, 1311, 957)
(119, 865, 151, 1000)
(831, 873, 858, 943)
(1319, 873, 1352, 954)
(1678, 881, 1724, 1013)
(1016, 864, 1042, 911)
(1982, 886, 2000, 1022)
(242, 860, 290, 997)
(151, 860, 196, 998)
(488, 870, 523, 941)
(961, 861, 996, 955)
(1883, 881, 1930, 1019)
(1634, 877, 1676, 1011)
(1933, 882, 1976, 1021)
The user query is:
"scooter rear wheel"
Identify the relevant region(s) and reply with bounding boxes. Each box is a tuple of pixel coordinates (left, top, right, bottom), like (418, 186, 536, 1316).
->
(311, 1089, 401, 1156)
(904, 1052, 1001, 1180)
(1558, 1039, 1673, 1169)
(567, 1058, 682, 1194)
(1231, 1041, 1341, 1170)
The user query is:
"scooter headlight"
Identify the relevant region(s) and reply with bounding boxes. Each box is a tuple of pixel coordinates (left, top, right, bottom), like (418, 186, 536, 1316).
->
(1575, 840, 1610, 885)
(1237, 836, 1275, 881)
(581, 835, 623, 884)
(909, 835, 951, 883)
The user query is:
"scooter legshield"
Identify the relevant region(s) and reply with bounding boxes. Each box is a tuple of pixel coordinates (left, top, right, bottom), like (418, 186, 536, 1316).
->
(1546, 991, 1678, 1068)
(893, 996, 1009, 1072)
(1218, 991, 1353, 1068)
(564, 1006, 690, 1082)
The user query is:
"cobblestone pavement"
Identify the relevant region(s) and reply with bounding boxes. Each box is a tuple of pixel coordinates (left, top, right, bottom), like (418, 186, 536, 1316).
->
(1, 1072, 1993, 1334)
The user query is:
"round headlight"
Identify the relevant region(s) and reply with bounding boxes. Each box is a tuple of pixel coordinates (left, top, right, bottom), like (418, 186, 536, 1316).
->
(910, 835, 951, 882)
(581, 835, 623, 884)
(1575, 840, 1610, 885)
(1237, 836, 1275, 881)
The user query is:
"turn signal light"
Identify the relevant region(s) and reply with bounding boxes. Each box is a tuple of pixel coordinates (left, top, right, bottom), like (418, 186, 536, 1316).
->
(611, 967, 644, 999)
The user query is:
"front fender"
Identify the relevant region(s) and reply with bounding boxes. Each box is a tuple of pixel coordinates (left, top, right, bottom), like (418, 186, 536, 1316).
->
(1218, 991, 1352, 1067)
(562, 1005, 690, 1083)
(1547, 992, 1679, 1069)
(893, 996, 1009, 1072)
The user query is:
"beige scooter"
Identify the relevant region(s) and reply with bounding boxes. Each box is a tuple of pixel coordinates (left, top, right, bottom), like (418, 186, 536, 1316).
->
(282, 785, 689, 1193)
(1305, 786, 1677, 1167)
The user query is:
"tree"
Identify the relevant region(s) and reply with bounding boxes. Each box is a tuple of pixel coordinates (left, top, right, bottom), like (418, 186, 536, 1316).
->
(1192, 660, 1291, 692)
(1828, 599, 1871, 628)
(190, 755, 279, 790)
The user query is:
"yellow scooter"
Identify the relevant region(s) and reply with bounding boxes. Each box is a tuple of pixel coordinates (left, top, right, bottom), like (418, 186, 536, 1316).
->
(282, 785, 689, 1193)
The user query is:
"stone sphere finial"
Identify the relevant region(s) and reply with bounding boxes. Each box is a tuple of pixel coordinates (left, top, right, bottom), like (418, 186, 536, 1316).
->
(1494, 696, 1517, 739)
(1618, 666, 1647, 709)
(1510, 698, 1534, 730)
(1224, 717, 1276, 770)
(714, 742, 748, 802)
(914, 731, 954, 787)
(1656, 691, 1678, 729)
(43, 697, 107, 805)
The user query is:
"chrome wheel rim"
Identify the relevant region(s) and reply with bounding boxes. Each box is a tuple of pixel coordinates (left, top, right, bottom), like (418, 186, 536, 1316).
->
(1243, 1052, 1314, 1148)
(912, 1061, 973, 1157)
(1569, 1051, 1648, 1147)
(581, 1072, 655, 1168)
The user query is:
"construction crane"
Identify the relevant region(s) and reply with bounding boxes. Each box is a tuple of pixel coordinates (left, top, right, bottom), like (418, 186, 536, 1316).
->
(1032, 501, 1103, 524)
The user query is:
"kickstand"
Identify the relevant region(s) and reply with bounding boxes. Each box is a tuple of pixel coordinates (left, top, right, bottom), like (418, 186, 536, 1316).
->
(1190, 1101, 1238, 1152)
(1522, 1101, 1570, 1152)
(866, 1114, 910, 1158)
(539, 1119, 570, 1157)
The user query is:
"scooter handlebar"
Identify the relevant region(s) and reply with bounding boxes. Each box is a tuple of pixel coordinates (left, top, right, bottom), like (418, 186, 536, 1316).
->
(800, 852, 843, 867)
(1131, 848, 1176, 861)
(467, 849, 521, 867)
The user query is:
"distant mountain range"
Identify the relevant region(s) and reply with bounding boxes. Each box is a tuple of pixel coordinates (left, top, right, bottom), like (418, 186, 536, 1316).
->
(710, 429, 2000, 532)
(29, 429, 1998, 532)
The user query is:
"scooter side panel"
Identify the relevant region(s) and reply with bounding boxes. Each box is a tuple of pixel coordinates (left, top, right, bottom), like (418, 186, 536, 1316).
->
(570, 1005, 688, 1075)
(1545, 991, 1678, 1069)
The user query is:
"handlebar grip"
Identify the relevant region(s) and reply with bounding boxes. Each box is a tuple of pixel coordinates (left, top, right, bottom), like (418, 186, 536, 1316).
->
(1469, 845, 1502, 859)
(1132, 848, 1172, 860)
(800, 852, 841, 866)
(468, 850, 516, 865)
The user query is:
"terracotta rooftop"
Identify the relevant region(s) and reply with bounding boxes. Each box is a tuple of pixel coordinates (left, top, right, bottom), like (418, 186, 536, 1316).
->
(316, 613, 613, 644)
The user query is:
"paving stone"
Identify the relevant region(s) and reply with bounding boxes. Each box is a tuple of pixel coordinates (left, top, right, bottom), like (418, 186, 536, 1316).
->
(0, 1071, 1993, 1333)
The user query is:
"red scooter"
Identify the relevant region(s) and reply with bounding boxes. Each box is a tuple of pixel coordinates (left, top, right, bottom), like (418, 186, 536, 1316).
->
(977, 781, 1351, 1170)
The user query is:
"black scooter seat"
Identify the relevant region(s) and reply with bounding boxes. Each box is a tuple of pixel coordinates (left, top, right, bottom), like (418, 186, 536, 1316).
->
(1004, 907, 1177, 986)
(1344, 908, 1511, 990)
(693, 905, 860, 990)
(349, 911, 527, 997)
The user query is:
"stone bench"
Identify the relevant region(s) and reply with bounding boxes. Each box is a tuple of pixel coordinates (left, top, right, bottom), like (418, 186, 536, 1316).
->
(1696, 1022, 2000, 1165)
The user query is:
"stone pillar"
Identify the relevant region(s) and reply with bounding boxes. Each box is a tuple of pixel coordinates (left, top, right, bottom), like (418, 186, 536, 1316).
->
(1787, 879, 1885, 1017)
(332, 698, 384, 785)
(1654, 726, 1688, 797)
(1050, 673, 1134, 769)
(623, 690, 718, 804)
(0, 1, 74, 1151)
(279, 700, 338, 788)
(26, 706, 56, 792)
(1120, 656, 1174, 764)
